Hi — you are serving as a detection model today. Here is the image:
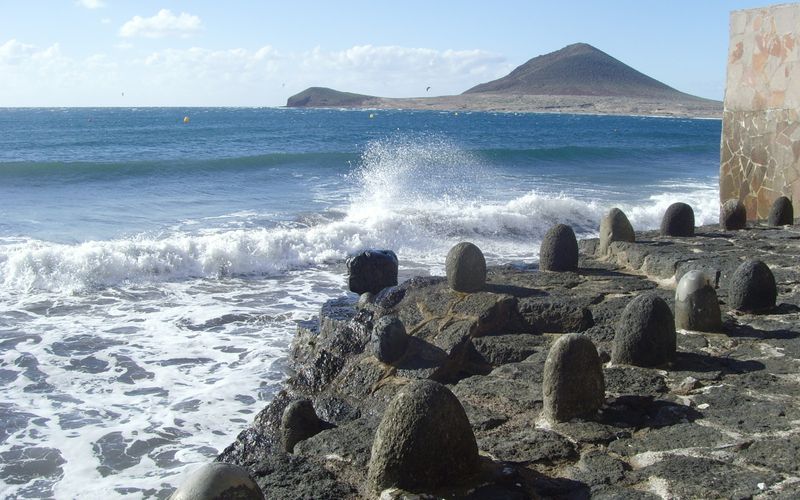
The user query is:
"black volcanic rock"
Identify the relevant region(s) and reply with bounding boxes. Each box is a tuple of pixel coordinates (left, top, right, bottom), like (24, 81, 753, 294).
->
(464, 43, 694, 99)
(286, 87, 374, 108)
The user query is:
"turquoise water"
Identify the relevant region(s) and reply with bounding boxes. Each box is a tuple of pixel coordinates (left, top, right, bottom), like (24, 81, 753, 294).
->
(0, 108, 721, 498)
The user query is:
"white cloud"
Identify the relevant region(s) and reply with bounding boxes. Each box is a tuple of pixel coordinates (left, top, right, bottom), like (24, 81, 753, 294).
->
(76, 0, 105, 9)
(0, 39, 36, 64)
(0, 40, 511, 106)
(119, 9, 202, 38)
(101, 18, 112, 25)
(298, 45, 510, 96)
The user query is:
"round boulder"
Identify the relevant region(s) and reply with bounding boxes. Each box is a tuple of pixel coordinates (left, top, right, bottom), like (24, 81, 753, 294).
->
(539, 224, 579, 272)
(729, 259, 777, 312)
(611, 293, 676, 367)
(720, 199, 747, 230)
(598, 208, 635, 254)
(674, 270, 721, 332)
(371, 316, 409, 364)
(170, 462, 265, 500)
(543, 334, 605, 423)
(367, 379, 479, 494)
(280, 399, 323, 453)
(768, 196, 794, 226)
(346, 249, 398, 295)
(660, 202, 695, 237)
(445, 242, 486, 293)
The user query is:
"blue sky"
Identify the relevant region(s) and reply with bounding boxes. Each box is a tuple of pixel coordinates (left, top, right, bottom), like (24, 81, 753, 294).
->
(0, 0, 779, 106)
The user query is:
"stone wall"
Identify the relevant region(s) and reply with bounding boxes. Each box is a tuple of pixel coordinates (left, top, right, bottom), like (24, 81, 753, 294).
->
(720, 3, 800, 219)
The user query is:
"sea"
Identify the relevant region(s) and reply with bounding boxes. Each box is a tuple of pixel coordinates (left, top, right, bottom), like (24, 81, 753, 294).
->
(0, 107, 721, 499)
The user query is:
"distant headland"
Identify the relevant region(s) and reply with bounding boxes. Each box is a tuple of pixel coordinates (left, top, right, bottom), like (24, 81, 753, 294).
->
(286, 43, 722, 118)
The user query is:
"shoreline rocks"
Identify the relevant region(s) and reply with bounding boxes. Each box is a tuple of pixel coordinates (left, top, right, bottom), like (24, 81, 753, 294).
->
(661, 202, 695, 237)
(598, 208, 635, 254)
(674, 270, 722, 331)
(210, 222, 800, 499)
(539, 224, 579, 272)
(720, 199, 747, 229)
(768, 196, 793, 226)
(445, 242, 487, 292)
(729, 259, 777, 312)
(611, 293, 676, 367)
(542, 334, 605, 423)
(366, 380, 479, 494)
(346, 250, 398, 295)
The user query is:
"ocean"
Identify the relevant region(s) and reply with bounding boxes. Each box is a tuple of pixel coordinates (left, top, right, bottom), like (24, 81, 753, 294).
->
(0, 107, 720, 498)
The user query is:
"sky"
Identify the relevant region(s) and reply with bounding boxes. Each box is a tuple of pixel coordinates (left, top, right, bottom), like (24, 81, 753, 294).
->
(0, 0, 782, 106)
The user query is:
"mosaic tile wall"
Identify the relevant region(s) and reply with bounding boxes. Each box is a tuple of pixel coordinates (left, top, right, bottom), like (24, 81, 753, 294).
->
(720, 3, 800, 219)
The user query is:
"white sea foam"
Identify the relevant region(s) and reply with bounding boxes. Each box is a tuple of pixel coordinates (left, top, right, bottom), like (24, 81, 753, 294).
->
(0, 133, 723, 499)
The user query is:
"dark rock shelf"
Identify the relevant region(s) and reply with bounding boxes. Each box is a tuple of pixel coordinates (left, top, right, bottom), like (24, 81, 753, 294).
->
(217, 223, 800, 499)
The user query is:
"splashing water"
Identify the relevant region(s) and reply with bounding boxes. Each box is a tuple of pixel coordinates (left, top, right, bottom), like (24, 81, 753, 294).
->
(0, 109, 722, 498)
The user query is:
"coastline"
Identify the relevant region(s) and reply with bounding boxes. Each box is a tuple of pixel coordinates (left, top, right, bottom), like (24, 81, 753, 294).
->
(213, 221, 800, 498)
(288, 93, 723, 120)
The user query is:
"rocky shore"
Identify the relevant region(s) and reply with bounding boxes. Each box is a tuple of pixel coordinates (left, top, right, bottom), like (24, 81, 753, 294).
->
(287, 92, 722, 120)
(213, 220, 800, 499)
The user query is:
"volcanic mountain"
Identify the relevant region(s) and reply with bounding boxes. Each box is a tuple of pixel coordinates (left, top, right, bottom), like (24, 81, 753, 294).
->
(285, 43, 721, 117)
(463, 43, 690, 99)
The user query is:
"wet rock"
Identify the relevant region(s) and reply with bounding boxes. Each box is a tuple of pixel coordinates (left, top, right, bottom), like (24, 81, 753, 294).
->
(741, 436, 800, 474)
(370, 316, 408, 364)
(478, 426, 576, 463)
(170, 462, 265, 500)
(674, 270, 721, 331)
(453, 373, 542, 417)
(250, 453, 355, 500)
(552, 420, 630, 445)
(608, 422, 724, 456)
(598, 208, 635, 254)
(445, 242, 486, 292)
(632, 455, 780, 499)
(729, 259, 777, 312)
(346, 249, 398, 294)
(470, 334, 548, 366)
(539, 224, 579, 272)
(543, 334, 605, 422)
(720, 199, 747, 230)
(294, 417, 378, 468)
(611, 293, 676, 367)
(603, 365, 667, 396)
(280, 400, 323, 453)
(660, 202, 695, 237)
(515, 298, 593, 333)
(567, 449, 629, 488)
(768, 196, 793, 226)
(367, 380, 479, 494)
(691, 383, 798, 434)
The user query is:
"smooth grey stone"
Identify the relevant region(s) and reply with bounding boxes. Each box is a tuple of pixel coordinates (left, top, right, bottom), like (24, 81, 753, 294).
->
(599, 208, 635, 254)
(346, 249, 398, 295)
(720, 199, 747, 230)
(543, 334, 605, 423)
(768, 196, 793, 226)
(661, 202, 695, 237)
(280, 399, 323, 453)
(367, 380, 478, 494)
(445, 242, 486, 292)
(611, 293, 676, 367)
(371, 316, 408, 363)
(170, 462, 264, 500)
(674, 270, 721, 331)
(540, 224, 579, 272)
(729, 259, 776, 312)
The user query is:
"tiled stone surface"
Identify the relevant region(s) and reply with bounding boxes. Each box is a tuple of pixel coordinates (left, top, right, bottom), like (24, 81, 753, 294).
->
(720, 4, 800, 219)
